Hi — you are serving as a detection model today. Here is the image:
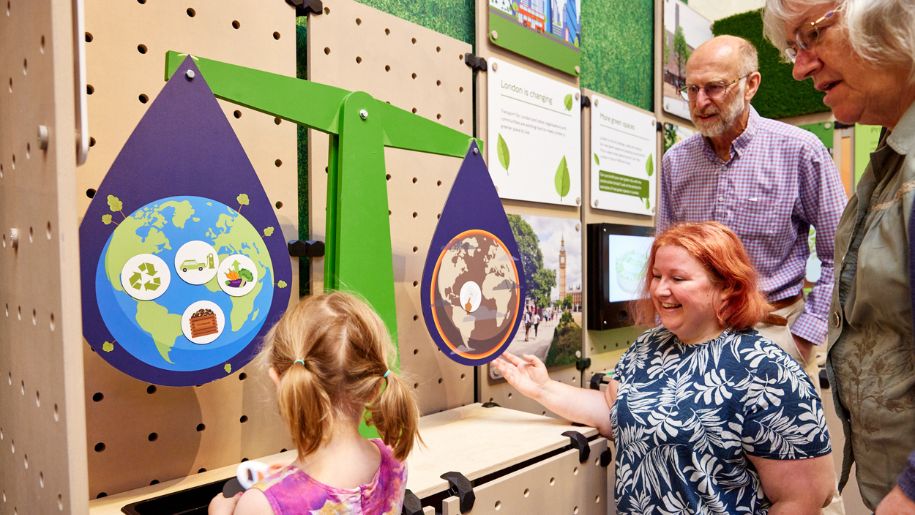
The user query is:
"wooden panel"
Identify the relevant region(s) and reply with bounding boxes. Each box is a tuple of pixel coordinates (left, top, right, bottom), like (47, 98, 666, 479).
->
(80, 0, 297, 498)
(441, 438, 610, 515)
(306, 0, 475, 414)
(0, 0, 89, 513)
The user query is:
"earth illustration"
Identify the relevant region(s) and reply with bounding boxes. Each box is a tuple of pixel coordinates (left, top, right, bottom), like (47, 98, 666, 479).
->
(614, 249, 648, 299)
(431, 230, 520, 360)
(95, 195, 275, 372)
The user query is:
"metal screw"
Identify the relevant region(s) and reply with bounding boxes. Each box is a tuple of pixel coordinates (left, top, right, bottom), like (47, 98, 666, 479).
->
(359, 109, 368, 120)
(185, 69, 196, 80)
(575, 197, 581, 206)
(491, 30, 499, 41)
(37, 125, 48, 150)
(574, 65, 581, 75)
(472, 147, 479, 155)
(593, 98, 599, 107)
(593, 199, 599, 207)
(491, 62, 498, 72)
(574, 92, 580, 101)
(575, 223, 581, 232)
(8, 228, 19, 251)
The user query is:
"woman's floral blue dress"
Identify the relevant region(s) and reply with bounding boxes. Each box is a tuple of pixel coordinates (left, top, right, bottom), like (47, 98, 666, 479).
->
(611, 327, 831, 514)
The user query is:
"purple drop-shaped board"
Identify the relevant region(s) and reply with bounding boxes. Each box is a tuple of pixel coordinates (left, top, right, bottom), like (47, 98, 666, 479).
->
(79, 57, 292, 386)
(421, 143, 525, 366)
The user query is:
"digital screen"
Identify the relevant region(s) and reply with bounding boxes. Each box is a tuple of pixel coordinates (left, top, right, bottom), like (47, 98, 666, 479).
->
(606, 234, 654, 303)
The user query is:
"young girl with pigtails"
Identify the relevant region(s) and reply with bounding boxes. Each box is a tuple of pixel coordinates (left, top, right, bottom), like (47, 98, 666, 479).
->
(209, 291, 421, 515)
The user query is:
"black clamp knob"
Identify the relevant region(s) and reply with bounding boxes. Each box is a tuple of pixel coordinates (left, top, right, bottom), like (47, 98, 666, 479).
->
(575, 356, 592, 371)
(440, 471, 475, 512)
(589, 372, 606, 390)
(562, 430, 590, 463)
(481, 401, 501, 408)
(285, 0, 323, 16)
(599, 448, 613, 467)
(287, 239, 325, 258)
(464, 53, 488, 72)
(401, 489, 423, 515)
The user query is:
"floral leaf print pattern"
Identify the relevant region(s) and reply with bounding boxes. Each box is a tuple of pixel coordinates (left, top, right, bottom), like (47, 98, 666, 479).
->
(611, 327, 831, 513)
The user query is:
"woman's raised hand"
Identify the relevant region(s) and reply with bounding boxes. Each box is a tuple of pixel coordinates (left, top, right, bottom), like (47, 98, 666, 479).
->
(491, 352, 551, 400)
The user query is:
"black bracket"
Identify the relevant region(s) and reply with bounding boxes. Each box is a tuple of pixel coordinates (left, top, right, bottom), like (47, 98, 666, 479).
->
(440, 471, 475, 512)
(287, 239, 325, 258)
(833, 121, 853, 129)
(481, 401, 501, 408)
(599, 448, 613, 467)
(285, 0, 323, 16)
(464, 53, 488, 72)
(221, 477, 244, 498)
(656, 121, 664, 132)
(580, 94, 591, 109)
(589, 372, 606, 390)
(401, 489, 423, 515)
(562, 430, 590, 463)
(818, 368, 830, 389)
(575, 356, 592, 371)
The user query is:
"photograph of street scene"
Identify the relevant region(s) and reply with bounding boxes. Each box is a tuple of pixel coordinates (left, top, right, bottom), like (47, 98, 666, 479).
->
(490, 214, 582, 380)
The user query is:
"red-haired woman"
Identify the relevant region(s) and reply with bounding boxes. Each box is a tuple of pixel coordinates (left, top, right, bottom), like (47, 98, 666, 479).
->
(493, 221, 835, 514)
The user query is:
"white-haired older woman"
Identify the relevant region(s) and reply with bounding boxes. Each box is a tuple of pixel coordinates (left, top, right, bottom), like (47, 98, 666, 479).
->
(764, 1, 915, 512)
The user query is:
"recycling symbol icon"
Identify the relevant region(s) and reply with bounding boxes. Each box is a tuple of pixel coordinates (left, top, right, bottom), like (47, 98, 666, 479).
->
(129, 262, 162, 291)
(120, 254, 170, 301)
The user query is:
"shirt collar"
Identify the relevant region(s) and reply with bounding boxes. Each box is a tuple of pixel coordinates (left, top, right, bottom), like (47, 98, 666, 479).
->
(701, 105, 759, 163)
(887, 101, 915, 156)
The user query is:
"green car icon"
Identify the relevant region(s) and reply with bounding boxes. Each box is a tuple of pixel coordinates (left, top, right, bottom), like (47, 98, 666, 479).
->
(180, 259, 205, 272)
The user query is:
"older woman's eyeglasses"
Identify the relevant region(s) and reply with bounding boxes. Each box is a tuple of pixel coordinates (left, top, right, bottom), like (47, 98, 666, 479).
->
(679, 73, 753, 101)
(784, 8, 841, 63)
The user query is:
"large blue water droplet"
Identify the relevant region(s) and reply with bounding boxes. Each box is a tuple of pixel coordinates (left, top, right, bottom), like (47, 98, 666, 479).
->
(421, 143, 526, 366)
(79, 57, 292, 386)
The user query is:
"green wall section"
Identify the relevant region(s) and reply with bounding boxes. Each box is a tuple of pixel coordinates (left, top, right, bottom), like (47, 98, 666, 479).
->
(356, 0, 475, 44)
(712, 9, 829, 119)
(581, 0, 654, 111)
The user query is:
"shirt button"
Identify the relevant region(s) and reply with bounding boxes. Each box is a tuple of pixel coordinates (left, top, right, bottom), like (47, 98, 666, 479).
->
(718, 196, 725, 202)
(832, 311, 841, 328)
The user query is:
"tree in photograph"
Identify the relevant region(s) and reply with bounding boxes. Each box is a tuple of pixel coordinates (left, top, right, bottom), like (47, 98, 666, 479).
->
(508, 215, 556, 309)
(674, 26, 691, 87)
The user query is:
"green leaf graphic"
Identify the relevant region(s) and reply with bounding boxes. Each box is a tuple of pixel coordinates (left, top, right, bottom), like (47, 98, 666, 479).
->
(224, 363, 232, 374)
(102, 341, 115, 353)
(263, 227, 275, 237)
(497, 134, 510, 171)
(563, 94, 574, 111)
(593, 153, 600, 165)
(645, 154, 654, 176)
(645, 197, 651, 209)
(236, 194, 250, 206)
(277, 280, 288, 289)
(554, 156, 571, 199)
(107, 195, 122, 213)
(101, 214, 112, 225)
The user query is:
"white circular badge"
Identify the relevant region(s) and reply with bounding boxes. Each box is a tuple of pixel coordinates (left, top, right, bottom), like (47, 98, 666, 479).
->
(459, 280, 482, 313)
(181, 301, 225, 344)
(217, 254, 259, 297)
(174, 241, 219, 285)
(120, 254, 171, 301)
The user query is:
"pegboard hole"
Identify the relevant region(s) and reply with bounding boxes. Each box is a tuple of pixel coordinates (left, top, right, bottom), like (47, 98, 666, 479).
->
(436, 114, 442, 120)
(94, 442, 105, 453)
(186, 7, 195, 17)
(436, 46, 442, 53)
(89, 136, 96, 147)
(436, 80, 441, 87)
(22, 58, 27, 75)
(138, 93, 149, 104)
(384, 28, 390, 35)
(459, 119, 465, 125)
(494, 501, 502, 510)
(11, 154, 16, 170)
(146, 385, 157, 394)
(523, 488, 530, 497)
(238, 372, 248, 380)
(40, 35, 46, 53)
(197, 467, 207, 473)
(17, 305, 21, 321)
(412, 314, 419, 321)
(385, 173, 391, 181)
(31, 308, 36, 324)
(412, 246, 418, 253)
(384, 65, 390, 72)
(355, 17, 362, 25)
(549, 477, 555, 486)
(437, 377, 443, 384)
(28, 226, 33, 243)
(149, 479, 160, 485)
(34, 390, 39, 407)
(231, 20, 240, 29)
(26, 142, 31, 159)
(436, 180, 442, 186)
(355, 56, 362, 64)
(413, 383, 419, 389)
(8, 77, 12, 93)
(84, 32, 93, 43)
(53, 403, 59, 422)
(324, 47, 331, 55)
(92, 392, 104, 402)
(507, 392, 513, 399)
(412, 280, 418, 287)
(411, 73, 417, 80)
(86, 188, 96, 198)
(594, 496, 601, 504)
(46, 221, 52, 239)
(412, 212, 418, 218)
(274, 159, 282, 168)
(459, 86, 464, 93)
(48, 312, 55, 331)
(573, 507, 579, 514)
(274, 201, 283, 209)
(137, 0, 146, 3)
(58, 494, 63, 510)
(137, 44, 147, 54)
(411, 107, 417, 114)
(411, 37, 417, 45)
(233, 110, 242, 119)
(196, 423, 206, 432)
(96, 492, 108, 499)
(23, 454, 28, 469)
(323, 6, 329, 14)
(39, 472, 44, 488)
(273, 31, 281, 40)
(147, 432, 158, 442)
(573, 466, 579, 475)
(86, 84, 94, 95)
(239, 415, 248, 423)
(10, 439, 14, 454)
(460, 373, 466, 380)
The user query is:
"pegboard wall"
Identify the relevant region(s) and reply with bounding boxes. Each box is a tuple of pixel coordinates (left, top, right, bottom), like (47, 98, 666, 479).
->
(305, 0, 476, 415)
(79, 0, 297, 498)
(1, 1, 90, 513)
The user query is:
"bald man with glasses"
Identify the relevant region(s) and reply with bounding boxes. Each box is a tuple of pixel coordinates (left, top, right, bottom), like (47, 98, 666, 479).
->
(659, 36, 847, 390)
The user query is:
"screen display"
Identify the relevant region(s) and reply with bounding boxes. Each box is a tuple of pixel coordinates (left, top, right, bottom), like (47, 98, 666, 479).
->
(606, 234, 654, 303)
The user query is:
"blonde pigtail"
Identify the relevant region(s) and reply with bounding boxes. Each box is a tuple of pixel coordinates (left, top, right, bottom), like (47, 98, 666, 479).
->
(367, 370, 420, 462)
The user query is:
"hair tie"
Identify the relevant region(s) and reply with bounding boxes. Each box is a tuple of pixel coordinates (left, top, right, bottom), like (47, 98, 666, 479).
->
(293, 359, 305, 367)
(383, 369, 391, 379)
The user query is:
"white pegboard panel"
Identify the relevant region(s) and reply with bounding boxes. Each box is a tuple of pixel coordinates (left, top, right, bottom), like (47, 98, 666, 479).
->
(441, 437, 611, 515)
(306, 0, 475, 414)
(80, 0, 296, 498)
(1, 1, 90, 513)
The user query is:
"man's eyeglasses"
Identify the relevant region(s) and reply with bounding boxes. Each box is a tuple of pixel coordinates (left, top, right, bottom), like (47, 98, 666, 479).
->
(784, 8, 841, 63)
(679, 73, 753, 101)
